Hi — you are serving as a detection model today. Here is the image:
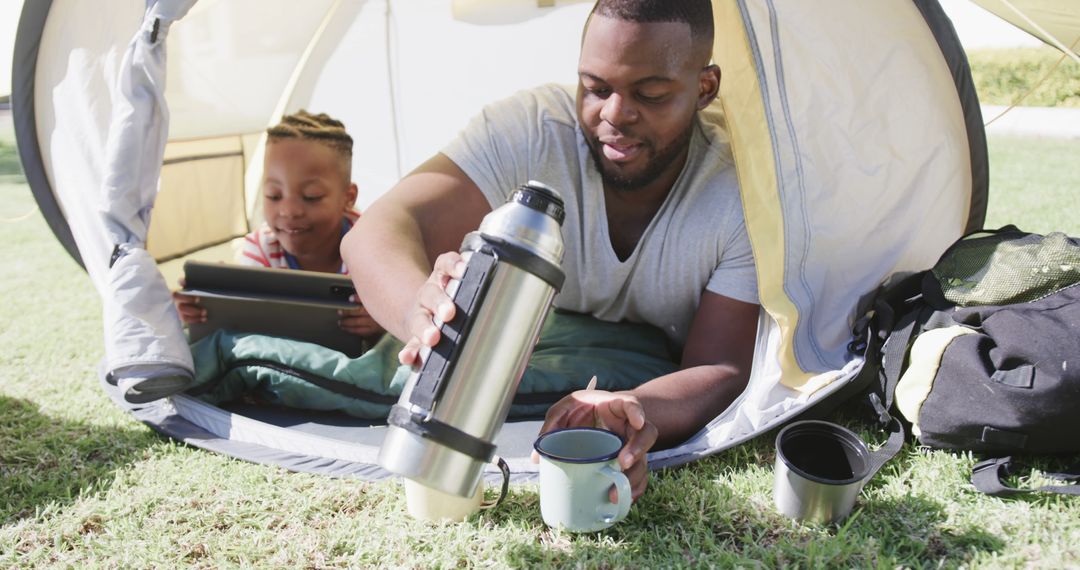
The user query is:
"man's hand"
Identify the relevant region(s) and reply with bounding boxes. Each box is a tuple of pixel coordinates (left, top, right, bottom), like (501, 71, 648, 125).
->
(397, 252, 467, 366)
(337, 295, 385, 338)
(171, 278, 206, 324)
(341, 154, 490, 346)
(533, 389, 657, 502)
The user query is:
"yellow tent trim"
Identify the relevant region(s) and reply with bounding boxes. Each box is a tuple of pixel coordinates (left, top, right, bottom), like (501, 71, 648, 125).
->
(713, 1, 813, 390)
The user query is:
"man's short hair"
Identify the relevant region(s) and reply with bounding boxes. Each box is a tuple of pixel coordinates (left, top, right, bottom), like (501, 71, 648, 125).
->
(591, 0, 714, 55)
(267, 110, 353, 159)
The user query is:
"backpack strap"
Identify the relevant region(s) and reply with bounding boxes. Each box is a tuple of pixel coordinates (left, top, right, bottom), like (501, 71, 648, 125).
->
(857, 270, 954, 481)
(863, 398, 907, 483)
(841, 272, 926, 410)
(880, 307, 919, 402)
(971, 456, 1080, 497)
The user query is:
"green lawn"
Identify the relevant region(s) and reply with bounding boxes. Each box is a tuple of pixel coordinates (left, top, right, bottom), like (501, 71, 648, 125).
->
(0, 120, 22, 185)
(2, 127, 1079, 567)
(985, 136, 1080, 235)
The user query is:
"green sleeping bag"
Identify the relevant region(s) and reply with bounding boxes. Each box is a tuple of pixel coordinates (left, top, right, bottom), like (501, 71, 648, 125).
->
(186, 309, 679, 420)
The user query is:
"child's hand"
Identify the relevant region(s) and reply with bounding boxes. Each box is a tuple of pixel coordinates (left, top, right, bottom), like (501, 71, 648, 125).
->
(338, 295, 384, 337)
(171, 278, 207, 324)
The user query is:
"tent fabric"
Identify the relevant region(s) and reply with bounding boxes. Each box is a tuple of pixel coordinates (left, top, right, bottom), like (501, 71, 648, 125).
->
(101, 375, 549, 483)
(16, 0, 997, 478)
(12, 0, 81, 266)
(150, 136, 249, 262)
(100, 0, 198, 386)
(714, 0, 977, 385)
(13, 0, 200, 387)
(972, 0, 1080, 61)
(913, 0, 989, 236)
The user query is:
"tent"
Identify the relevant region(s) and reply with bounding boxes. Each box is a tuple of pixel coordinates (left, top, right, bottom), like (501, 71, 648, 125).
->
(11, 0, 1079, 481)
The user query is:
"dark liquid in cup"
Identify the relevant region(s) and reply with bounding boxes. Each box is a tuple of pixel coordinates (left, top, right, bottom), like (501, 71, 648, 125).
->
(779, 427, 868, 483)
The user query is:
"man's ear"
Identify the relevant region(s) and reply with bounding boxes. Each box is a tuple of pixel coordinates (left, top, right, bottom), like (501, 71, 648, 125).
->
(697, 64, 721, 110)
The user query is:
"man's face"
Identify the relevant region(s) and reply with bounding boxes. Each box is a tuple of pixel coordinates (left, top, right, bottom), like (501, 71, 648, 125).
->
(261, 139, 356, 259)
(577, 15, 709, 192)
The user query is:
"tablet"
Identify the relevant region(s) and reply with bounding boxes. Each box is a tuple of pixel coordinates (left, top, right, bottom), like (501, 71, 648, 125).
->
(181, 261, 366, 357)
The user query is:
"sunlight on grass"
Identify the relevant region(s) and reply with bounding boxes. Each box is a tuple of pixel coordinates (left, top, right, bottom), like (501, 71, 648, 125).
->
(985, 136, 1080, 236)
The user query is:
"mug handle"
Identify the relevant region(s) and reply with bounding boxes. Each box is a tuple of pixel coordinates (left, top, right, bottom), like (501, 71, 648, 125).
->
(596, 465, 632, 524)
(478, 456, 511, 510)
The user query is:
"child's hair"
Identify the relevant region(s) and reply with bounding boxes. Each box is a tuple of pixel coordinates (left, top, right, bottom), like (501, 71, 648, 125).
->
(267, 110, 353, 159)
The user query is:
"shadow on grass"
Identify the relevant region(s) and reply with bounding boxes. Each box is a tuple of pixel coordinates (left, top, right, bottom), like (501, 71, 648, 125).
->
(839, 493, 1005, 564)
(494, 454, 1005, 567)
(499, 488, 1004, 567)
(0, 395, 159, 524)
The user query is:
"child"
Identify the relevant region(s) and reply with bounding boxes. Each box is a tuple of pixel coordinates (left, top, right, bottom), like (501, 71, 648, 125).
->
(173, 110, 383, 340)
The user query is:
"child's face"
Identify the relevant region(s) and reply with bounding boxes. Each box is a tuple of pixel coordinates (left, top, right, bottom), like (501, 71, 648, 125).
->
(262, 139, 358, 261)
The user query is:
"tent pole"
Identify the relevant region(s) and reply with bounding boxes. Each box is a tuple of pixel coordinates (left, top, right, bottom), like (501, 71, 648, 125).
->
(385, 0, 404, 180)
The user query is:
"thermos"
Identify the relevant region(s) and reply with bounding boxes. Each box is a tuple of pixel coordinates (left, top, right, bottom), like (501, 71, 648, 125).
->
(379, 181, 566, 498)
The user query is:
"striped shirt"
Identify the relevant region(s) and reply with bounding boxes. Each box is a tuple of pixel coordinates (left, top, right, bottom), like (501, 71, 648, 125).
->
(237, 209, 361, 274)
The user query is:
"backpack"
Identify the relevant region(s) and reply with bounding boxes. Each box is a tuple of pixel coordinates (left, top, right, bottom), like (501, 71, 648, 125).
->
(842, 226, 1080, 496)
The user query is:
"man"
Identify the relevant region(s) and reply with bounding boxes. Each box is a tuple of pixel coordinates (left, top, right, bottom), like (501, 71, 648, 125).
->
(341, 0, 759, 501)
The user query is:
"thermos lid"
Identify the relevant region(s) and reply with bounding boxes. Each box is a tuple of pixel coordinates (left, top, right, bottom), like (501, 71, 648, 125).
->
(513, 181, 565, 225)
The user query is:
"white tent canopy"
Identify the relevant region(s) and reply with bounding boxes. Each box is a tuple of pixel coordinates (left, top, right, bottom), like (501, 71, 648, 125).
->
(11, 0, 1077, 478)
(972, 0, 1080, 62)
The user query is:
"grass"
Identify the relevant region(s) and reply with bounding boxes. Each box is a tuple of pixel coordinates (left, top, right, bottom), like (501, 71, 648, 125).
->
(0, 122, 23, 185)
(3, 130, 1080, 566)
(985, 136, 1080, 235)
(967, 47, 1080, 108)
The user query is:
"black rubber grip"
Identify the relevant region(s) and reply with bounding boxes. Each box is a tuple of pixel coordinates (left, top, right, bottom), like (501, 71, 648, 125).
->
(387, 405, 497, 462)
(461, 233, 564, 291)
(408, 250, 497, 412)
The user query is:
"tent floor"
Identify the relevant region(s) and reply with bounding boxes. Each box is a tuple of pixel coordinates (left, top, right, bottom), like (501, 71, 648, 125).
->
(101, 374, 545, 480)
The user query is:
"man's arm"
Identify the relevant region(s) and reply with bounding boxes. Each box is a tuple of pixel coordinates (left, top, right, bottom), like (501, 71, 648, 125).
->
(537, 291, 760, 499)
(340, 153, 491, 342)
(632, 291, 759, 446)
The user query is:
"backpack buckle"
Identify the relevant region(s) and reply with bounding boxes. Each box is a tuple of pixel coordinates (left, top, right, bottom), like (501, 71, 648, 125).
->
(973, 456, 1013, 478)
(868, 392, 891, 425)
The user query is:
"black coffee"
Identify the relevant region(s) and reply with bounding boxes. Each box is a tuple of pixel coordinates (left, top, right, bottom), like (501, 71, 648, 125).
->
(780, 428, 869, 482)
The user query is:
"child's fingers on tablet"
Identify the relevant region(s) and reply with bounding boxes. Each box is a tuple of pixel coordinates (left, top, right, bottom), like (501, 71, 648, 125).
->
(176, 304, 207, 323)
(338, 313, 380, 336)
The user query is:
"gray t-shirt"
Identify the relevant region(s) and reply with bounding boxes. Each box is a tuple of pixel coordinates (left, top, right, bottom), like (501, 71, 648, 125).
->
(443, 84, 757, 348)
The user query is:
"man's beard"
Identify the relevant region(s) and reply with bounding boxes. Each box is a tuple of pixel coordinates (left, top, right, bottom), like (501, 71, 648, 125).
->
(586, 125, 693, 192)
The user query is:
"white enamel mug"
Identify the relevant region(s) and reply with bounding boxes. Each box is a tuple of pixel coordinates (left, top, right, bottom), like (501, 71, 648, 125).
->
(534, 427, 632, 532)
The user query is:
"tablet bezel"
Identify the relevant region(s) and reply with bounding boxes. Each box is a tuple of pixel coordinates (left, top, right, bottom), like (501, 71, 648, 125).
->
(181, 261, 365, 357)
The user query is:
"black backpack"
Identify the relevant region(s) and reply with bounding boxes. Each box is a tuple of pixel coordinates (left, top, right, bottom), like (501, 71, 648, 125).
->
(840, 226, 1080, 496)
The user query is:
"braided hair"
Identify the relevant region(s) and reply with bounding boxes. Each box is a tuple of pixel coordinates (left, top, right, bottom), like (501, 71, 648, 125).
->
(266, 109, 353, 181)
(267, 110, 353, 158)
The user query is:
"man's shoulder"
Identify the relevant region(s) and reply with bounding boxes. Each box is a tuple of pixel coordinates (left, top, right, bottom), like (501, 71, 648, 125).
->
(693, 101, 735, 169)
(486, 83, 578, 129)
(507, 83, 575, 108)
(682, 103, 741, 211)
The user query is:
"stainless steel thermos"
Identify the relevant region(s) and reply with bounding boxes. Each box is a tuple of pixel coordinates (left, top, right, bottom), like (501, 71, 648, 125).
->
(379, 181, 566, 497)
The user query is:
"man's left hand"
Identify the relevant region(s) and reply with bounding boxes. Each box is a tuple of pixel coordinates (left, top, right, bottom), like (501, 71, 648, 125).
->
(533, 389, 657, 502)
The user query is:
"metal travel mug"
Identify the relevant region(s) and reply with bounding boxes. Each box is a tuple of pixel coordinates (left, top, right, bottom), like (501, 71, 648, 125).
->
(773, 420, 871, 524)
(379, 181, 566, 498)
